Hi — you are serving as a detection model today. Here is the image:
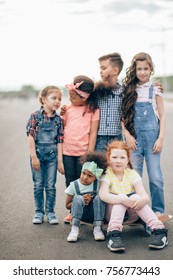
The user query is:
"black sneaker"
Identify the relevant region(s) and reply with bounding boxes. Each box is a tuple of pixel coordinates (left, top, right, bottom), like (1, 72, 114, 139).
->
(107, 230, 125, 252)
(149, 228, 168, 249)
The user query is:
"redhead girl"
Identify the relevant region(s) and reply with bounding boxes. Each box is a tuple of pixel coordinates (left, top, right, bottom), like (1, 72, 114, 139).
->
(99, 141, 168, 252)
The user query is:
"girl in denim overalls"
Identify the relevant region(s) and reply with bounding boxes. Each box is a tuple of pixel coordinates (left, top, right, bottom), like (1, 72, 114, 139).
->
(26, 86, 64, 224)
(122, 52, 166, 219)
(65, 152, 107, 242)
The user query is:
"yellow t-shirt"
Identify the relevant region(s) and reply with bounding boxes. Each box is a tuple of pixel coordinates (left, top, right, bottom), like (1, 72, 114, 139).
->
(100, 167, 141, 195)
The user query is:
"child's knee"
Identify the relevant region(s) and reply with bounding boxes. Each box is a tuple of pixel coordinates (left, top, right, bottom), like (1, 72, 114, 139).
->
(73, 195, 85, 206)
(129, 193, 140, 200)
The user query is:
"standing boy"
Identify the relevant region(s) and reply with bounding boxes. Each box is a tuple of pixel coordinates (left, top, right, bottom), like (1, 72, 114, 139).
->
(94, 52, 124, 151)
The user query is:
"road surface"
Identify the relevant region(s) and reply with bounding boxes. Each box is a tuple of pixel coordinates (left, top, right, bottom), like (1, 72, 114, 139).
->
(0, 97, 172, 261)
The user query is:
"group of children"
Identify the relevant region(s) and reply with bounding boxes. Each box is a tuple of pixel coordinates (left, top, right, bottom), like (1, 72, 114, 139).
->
(26, 51, 169, 252)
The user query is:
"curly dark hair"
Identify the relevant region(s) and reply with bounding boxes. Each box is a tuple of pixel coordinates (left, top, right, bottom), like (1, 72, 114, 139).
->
(122, 52, 154, 138)
(80, 151, 107, 174)
(93, 81, 114, 99)
(74, 75, 98, 113)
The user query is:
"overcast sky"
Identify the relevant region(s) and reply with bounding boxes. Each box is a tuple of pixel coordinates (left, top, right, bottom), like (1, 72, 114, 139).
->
(0, 0, 173, 90)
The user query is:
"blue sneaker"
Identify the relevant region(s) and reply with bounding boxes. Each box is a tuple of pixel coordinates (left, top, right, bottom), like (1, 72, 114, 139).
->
(33, 212, 44, 224)
(47, 212, 59, 224)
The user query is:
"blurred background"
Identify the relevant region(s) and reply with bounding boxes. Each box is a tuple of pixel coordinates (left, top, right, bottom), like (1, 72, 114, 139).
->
(0, 0, 173, 97)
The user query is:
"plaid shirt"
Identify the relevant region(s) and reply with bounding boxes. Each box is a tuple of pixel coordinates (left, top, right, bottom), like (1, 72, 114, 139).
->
(26, 107, 63, 143)
(97, 81, 124, 136)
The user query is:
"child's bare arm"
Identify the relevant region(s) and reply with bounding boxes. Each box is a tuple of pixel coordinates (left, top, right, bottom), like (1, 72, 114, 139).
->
(28, 134, 40, 170)
(57, 143, 64, 174)
(88, 120, 99, 152)
(66, 194, 73, 210)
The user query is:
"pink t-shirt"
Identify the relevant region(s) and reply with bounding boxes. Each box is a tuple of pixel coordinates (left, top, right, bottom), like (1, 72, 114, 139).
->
(62, 105, 100, 156)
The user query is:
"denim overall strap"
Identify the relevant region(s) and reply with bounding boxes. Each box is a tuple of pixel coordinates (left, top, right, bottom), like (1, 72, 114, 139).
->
(149, 84, 154, 102)
(134, 84, 159, 131)
(35, 112, 59, 145)
(74, 180, 81, 195)
(74, 180, 97, 196)
(93, 180, 98, 196)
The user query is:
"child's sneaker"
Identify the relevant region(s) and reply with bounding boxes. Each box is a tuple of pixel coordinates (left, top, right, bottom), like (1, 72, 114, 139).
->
(93, 226, 105, 241)
(149, 228, 168, 249)
(107, 230, 125, 252)
(64, 213, 72, 224)
(47, 212, 59, 224)
(33, 212, 44, 224)
(67, 226, 79, 242)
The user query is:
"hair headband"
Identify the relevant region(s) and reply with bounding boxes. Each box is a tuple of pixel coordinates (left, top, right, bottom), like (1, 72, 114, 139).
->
(82, 161, 104, 179)
(65, 81, 90, 100)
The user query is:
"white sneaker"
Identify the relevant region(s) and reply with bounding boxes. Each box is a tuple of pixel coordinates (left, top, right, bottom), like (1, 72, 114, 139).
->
(93, 226, 105, 241)
(67, 227, 79, 242)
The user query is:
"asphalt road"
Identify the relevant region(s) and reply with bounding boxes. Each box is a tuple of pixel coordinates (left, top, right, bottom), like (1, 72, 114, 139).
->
(0, 97, 172, 260)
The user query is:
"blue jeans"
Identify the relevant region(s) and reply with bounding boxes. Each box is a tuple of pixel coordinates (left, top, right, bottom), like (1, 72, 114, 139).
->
(95, 134, 122, 152)
(71, 195, 106, 226)
(130, 129, 164, 213)
(31, 145, 57, 215)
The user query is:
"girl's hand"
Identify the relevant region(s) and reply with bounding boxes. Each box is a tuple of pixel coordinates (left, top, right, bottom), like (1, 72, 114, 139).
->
(120, 194, 135, 208)
(124, 132, 137, 150)
(58, 160, 65, 175)
(83, 194, 93, 205)
(153, 138, 163, 153)
(60, 105, 67, 116)
(130, 198, 146, 210)
(31, 156, 40, 170)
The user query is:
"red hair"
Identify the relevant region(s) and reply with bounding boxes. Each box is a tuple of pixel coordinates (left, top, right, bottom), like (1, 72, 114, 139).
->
(106, 141, 133, 169)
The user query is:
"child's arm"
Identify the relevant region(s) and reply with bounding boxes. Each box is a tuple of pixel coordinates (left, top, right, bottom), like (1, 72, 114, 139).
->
(131, 180, 150, 210)
(88, 120, 99, 152)
(66, 194, 73, 210)
(27, 134, 40, 170)
(99, 180, 133, 207)
(153, 95, 166, 153)
(60, 105, 67, 116)
(121, 121, 137, 150)
(57, 143, 64, 174)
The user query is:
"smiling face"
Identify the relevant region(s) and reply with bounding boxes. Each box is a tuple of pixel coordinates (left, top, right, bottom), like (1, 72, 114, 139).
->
(136, 60, 152, 85)
(69, 90, 86, 106)
(109, 148, 129, 175)
(42, 90, 62, 114)
(80, 169, 96, 185)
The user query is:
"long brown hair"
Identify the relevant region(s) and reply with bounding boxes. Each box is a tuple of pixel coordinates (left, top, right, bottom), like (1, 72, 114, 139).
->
(122, 52, 154, 137)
